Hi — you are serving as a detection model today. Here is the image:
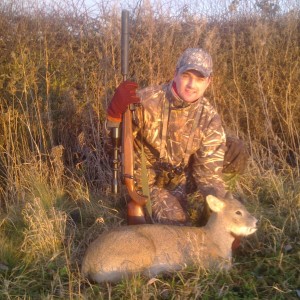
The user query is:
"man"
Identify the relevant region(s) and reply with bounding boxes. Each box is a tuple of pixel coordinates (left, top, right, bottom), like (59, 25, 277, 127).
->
(106, 48, 248, 225)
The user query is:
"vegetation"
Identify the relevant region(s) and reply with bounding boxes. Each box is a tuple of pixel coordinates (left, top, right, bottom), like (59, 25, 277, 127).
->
(0, 0, 299, 298)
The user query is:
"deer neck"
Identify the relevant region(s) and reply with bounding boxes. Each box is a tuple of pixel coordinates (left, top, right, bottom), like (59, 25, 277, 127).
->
(204, 214, 235, 259)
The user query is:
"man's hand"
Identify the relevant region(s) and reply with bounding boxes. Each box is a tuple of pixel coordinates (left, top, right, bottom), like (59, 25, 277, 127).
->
(223, 136, 249, 174)
(107, 81, 140, 122)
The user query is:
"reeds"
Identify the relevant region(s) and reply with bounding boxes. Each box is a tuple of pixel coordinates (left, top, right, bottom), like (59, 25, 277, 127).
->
(0, 0, 299, 298)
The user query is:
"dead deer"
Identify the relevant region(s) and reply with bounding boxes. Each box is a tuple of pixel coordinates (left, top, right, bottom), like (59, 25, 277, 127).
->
(81, 194, 257, 283)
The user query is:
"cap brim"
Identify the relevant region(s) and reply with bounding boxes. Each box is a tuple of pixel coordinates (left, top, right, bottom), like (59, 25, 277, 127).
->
(178, 65, 211, 77)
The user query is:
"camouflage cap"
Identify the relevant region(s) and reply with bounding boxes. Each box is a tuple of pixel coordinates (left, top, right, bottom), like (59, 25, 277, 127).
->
(176, 48, 213, 77)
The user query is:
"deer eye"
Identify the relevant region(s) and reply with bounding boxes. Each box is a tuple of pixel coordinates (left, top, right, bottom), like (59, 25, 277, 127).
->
(235, 210, 242, 216)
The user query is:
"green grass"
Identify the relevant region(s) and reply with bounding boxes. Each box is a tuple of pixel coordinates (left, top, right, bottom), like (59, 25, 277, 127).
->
(0, 166, 299, 299)
(0, 0, 299, 298)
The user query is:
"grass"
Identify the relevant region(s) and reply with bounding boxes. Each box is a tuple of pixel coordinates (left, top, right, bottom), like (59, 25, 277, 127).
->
(0, 162, 299, 299)
(0, 0, 299, 298)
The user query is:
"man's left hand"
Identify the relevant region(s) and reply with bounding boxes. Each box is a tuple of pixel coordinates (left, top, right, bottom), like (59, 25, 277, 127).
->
(223, 136, 249, 174)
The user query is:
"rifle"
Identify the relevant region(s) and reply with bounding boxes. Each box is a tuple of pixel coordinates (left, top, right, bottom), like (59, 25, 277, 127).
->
(111, 126, 120, 194)
(120, 10, 147, 225)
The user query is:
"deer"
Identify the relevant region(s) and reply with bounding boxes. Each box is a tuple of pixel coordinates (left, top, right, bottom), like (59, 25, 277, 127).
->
(81, 194, 258, 283)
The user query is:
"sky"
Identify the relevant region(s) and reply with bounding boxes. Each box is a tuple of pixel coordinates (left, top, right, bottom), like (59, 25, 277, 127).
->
(2, 0, 297, 18)
(71, 0, 297, 19)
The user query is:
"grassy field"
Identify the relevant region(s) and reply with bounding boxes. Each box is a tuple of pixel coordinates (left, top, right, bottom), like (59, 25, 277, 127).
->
(0, 0, 299, 299)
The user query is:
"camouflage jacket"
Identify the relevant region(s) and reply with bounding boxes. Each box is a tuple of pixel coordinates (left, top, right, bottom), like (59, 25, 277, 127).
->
(132, 81, 227, 198)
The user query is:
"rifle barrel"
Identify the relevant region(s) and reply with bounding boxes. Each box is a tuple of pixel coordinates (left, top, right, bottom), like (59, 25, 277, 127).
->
(121, 10, 129, 81)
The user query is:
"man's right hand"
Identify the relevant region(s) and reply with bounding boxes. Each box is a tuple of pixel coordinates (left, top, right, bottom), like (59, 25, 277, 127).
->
(107, 81, 140, 123)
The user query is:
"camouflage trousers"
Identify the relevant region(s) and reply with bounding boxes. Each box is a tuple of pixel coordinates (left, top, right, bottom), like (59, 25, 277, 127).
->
(147, 173, 240, 226)
(149, 185, 210, 226)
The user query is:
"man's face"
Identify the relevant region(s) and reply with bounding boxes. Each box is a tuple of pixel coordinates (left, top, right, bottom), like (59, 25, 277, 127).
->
(173, 69, 211, 103)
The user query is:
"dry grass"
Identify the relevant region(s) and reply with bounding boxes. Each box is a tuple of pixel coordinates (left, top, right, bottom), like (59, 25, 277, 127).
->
(0, 0, 299, 298)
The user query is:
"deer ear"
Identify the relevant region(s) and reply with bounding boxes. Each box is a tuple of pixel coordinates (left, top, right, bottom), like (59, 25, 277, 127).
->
(206, 195, 225, 212)
(225, 191, 234, 200)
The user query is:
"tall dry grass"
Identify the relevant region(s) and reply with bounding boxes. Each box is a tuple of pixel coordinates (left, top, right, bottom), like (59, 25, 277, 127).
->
(0, 0, 299, 298)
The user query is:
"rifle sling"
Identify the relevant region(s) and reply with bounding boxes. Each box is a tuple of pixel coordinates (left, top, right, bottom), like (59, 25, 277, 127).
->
(141, 141, 153, 221)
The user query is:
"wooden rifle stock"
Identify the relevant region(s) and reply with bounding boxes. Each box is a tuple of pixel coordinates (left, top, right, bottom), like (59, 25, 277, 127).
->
(122, 108, 147, 206)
